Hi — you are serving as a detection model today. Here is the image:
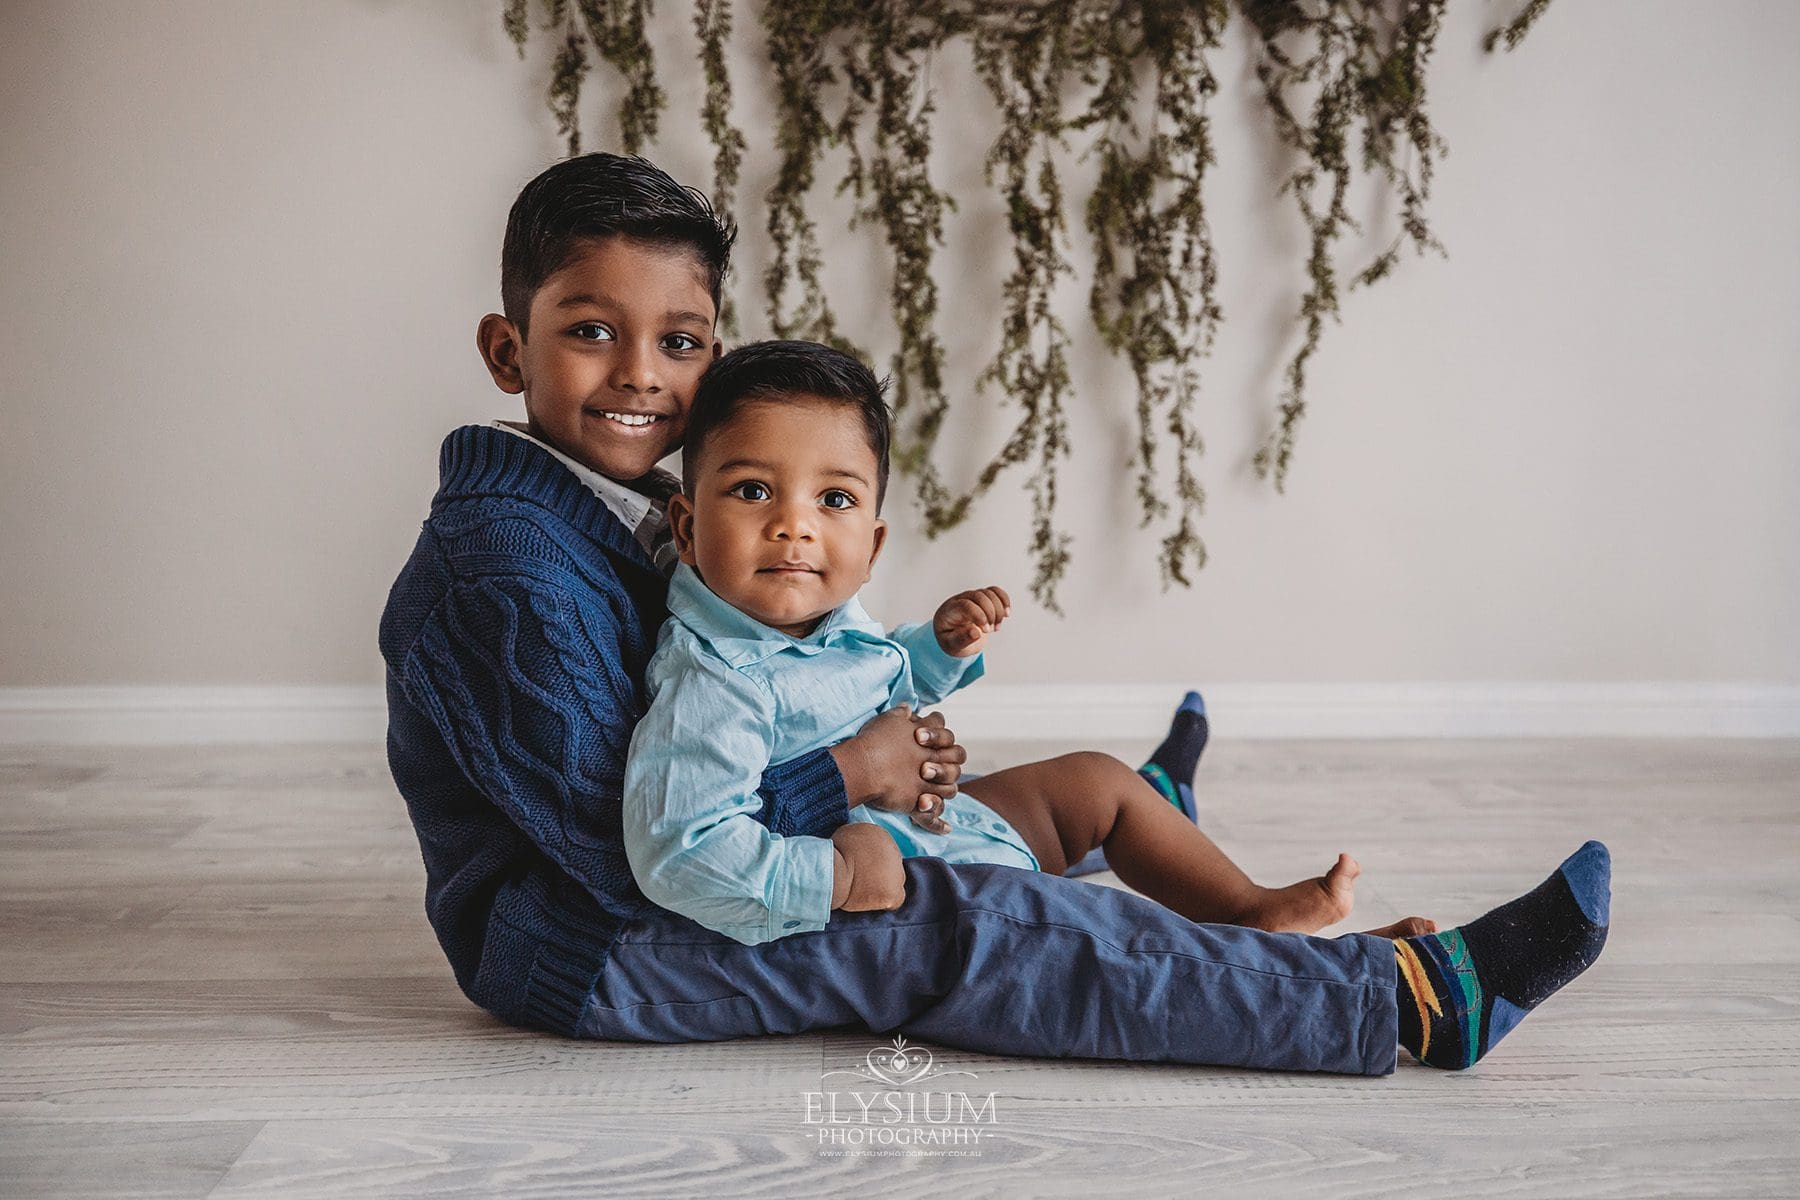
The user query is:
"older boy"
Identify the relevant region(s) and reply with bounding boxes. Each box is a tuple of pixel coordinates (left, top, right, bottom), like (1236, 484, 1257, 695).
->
(380, 152, 1609, 1073)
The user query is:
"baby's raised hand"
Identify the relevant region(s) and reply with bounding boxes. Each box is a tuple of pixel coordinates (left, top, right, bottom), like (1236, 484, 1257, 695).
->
(933, 585, 1011, 658)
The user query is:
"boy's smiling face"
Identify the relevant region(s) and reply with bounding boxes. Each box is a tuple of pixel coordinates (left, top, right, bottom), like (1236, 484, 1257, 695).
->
(669, 396, 888, 638)
(477, 236, 720, 481)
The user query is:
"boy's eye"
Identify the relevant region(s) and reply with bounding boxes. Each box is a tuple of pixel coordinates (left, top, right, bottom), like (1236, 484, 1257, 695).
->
(728, 481, 770, 502)
(662, 333, 704, 352)
(572, 322, 615, 342)
(820, 490, 857, 511)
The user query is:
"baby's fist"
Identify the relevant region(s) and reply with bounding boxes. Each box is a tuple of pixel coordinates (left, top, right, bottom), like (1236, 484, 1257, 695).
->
(934, 586, 1011, 658)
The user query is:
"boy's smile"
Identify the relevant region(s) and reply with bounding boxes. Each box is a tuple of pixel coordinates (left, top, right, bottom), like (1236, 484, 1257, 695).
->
(668, 396, 888, 638)
(476, 236, 720, 482)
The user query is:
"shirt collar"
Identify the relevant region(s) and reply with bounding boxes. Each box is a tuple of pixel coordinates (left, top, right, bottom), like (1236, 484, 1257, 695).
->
(490, 420, 677, 533)
(667, 562, 885, 669)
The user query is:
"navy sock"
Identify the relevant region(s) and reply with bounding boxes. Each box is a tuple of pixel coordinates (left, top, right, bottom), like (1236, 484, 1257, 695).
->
(1066, 691, 1208, 878)
(1141, 689, 1207, 821)
(1395, 840, 1611, 1070)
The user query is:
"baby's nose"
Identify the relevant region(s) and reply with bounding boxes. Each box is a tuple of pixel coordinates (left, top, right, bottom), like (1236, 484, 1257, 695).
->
(771, 504, 816, 539)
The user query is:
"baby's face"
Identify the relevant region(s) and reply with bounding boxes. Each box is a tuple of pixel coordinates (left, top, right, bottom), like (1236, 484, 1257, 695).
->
(671, 396, 887, 638)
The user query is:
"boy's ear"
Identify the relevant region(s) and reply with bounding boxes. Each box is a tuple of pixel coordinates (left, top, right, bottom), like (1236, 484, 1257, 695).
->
(667, 492, 700, 566)
(863, 518, 888, 581)
(477, 313, 524, 394)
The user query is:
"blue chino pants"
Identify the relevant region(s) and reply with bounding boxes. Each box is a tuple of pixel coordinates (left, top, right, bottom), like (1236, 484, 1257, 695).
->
(578, 857, 1400, 1075)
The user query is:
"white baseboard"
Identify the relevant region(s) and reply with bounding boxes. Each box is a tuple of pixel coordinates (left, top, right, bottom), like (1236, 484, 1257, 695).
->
(1, 683, 1796, 745)
(0, 687, 386, 745)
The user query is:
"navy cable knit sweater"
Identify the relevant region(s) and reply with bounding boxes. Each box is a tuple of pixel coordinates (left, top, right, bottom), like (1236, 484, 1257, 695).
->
(379, 425, 851, 1034)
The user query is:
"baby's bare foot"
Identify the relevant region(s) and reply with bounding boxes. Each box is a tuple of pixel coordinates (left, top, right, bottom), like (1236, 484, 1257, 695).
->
(1358, 916, 1438, 939)
(1235, 853, 1360, 934)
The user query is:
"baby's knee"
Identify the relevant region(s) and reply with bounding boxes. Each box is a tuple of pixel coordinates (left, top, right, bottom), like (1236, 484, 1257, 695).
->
(1054, 751, 1135, 789)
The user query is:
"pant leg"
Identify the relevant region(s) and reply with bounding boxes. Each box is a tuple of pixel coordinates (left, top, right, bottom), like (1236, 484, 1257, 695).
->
(579, 856, 1399, 1076)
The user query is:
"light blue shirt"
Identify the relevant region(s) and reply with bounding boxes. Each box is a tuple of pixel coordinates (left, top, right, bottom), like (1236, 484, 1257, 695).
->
(623, 562, 984, 945)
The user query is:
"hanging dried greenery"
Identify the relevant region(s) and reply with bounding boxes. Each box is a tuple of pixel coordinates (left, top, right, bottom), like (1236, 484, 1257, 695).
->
(1078, 2, 1228, 589)
(499, 0, 1554, 609)
(693, 0, 745, 332)
(1245, 0, 1451, 492)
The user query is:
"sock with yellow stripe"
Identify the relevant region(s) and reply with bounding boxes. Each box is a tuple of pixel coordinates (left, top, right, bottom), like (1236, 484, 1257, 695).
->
(1394, 840, 1611, 1070)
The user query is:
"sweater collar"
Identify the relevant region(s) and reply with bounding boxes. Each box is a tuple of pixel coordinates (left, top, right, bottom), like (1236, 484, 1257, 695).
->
(666, 562, 885, 669)
(434, 424, 655, 573)
(487, 420, 679, 534)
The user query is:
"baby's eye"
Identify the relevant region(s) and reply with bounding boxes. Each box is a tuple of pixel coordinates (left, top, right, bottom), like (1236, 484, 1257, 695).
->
(662, 332, 704, 352)
(729, 480, 771, 502)
(571, 322, 615, 342)
(820, 490, 857, 511)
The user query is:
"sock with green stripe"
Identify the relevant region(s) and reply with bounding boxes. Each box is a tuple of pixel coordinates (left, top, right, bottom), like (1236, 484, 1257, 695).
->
(1394, 840, 1611, 1069)
(1140, 689, 1207, 821)
(1067, 691, 1209, 877)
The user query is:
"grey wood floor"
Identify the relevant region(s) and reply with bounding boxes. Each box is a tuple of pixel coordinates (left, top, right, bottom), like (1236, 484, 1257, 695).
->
(2, 738, 1796, 1198)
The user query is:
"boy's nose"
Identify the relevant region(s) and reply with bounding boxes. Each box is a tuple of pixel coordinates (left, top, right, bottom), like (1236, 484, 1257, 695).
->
(607, 340, 662, 393)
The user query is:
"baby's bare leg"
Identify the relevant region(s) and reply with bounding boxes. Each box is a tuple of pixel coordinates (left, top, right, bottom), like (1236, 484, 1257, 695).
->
(962, 752, 1360, 934)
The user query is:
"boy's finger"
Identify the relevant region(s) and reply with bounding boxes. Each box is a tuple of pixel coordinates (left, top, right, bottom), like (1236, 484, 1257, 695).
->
(924, 760, 960, 786)
(920, 762, 961, 785)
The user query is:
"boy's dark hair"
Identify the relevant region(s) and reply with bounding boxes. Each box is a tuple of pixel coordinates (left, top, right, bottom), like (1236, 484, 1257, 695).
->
(501, 153, 736, 339)
(685, 340, 893, 509)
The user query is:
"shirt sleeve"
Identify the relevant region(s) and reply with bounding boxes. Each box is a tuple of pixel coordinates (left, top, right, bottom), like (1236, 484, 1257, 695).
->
(887, 621, 985, 706)
(624, 641, 838, 945)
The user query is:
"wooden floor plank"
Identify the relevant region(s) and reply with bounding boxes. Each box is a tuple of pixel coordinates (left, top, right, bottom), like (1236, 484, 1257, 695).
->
(0, 1119, 264, 1200)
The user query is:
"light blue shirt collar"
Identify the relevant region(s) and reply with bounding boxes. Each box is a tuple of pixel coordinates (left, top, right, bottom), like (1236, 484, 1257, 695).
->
(666, 562, 888, 670)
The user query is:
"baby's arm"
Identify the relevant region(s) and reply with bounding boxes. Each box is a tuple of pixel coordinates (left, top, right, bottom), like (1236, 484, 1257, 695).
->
(888, 585, 1012, 705)
(624, 645, 901, 943)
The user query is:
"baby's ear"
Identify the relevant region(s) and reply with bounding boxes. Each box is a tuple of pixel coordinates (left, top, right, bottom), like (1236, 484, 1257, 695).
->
(667, 492, 700, 565)
(864, 518, 888, 581)
(476, 314, 524, 394)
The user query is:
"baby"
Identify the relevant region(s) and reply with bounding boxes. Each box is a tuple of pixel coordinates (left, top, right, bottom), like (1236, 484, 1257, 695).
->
(623, 340, 1431, 946)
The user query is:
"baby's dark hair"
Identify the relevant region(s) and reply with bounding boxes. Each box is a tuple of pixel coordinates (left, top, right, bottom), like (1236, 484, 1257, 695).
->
(500, 152, 736, 339)
(685, 340, 893, 509)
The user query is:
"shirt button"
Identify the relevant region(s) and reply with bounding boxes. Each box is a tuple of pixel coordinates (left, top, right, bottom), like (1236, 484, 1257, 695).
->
(783, 920, 800, 929)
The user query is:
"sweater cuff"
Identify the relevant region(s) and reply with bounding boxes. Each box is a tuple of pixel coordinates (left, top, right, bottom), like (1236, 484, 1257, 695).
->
(758, 747, 850, 838)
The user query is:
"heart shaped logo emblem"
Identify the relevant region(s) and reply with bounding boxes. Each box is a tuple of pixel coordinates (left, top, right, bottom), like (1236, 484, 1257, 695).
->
(863, 1037, 935, 1086)
(819, 1035, 978, 1087)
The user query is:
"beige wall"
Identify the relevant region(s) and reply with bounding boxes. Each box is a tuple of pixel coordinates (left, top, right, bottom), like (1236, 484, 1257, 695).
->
(2, 0, 1796, 689)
